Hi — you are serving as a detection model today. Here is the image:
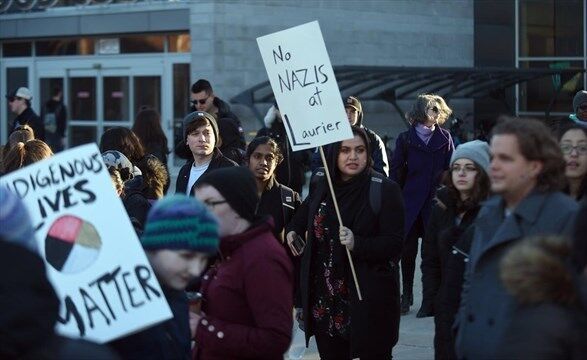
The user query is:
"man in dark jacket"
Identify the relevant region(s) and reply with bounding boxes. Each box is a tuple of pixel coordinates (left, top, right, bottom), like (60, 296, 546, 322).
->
(6, 87, 45, 141)
(455, 118, 578, 359)
(41, 86, 67, 152)
(310, 96, 389, 176)
(175, 111, 237, 195)
(190, 79, 246, 154)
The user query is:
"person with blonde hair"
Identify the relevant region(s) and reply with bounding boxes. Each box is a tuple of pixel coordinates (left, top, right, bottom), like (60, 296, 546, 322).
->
(2, 139, 53, 174)
(389, 93, 455, 314)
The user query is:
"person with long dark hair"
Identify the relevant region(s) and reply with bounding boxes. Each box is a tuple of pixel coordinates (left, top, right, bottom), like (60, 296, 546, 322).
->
(286, 126, 405, 359)
(132, 108, 169, 166)
(419, 140, 491, 359)
(389, 93, 455, 314)
(559, 125, 587, 201)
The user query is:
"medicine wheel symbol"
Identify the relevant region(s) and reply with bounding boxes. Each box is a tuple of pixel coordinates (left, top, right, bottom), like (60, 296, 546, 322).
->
(45, 215, 102, 274)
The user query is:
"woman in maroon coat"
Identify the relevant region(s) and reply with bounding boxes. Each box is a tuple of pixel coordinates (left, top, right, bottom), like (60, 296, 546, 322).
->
(193, 166, 293, 360)
(389, 94, 454, 314)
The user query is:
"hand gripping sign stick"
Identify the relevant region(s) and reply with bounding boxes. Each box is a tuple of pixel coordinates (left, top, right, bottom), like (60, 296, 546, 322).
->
(319, 146, 363, 301)
(256, 21, 362, 300)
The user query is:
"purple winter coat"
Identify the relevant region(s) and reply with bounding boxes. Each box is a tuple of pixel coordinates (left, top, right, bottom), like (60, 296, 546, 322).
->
(389, 125, 454, 234)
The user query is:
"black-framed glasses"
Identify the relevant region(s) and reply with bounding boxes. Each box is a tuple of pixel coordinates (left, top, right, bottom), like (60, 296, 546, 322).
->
(7, 96, 22, 103)
(428, 106, 439, 113)
(561, 144, 587, 155)
(579, 105, 587, 111)
(190, 97, 209, 106)
(451, 164, 477, 173)
(203, 199, 227, 208)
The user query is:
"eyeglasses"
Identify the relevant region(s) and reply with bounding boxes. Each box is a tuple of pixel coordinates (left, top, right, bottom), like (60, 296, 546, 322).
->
(451, 165, 478, 173)
(203, 199, 227, 208)
(7, 97, 22, 103)
(428, 106, 439, 113)
(578, 105, 587, 112)
(561, 144, 587, 155)
(190, 97, 209, 106)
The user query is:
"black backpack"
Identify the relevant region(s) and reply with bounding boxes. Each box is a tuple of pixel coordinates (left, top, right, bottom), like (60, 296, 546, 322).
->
(310, 168, 385, 215)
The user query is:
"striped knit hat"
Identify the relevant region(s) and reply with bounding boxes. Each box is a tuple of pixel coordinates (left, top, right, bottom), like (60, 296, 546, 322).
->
(0, 187, 37, 253)
(141, 194, 218, 254)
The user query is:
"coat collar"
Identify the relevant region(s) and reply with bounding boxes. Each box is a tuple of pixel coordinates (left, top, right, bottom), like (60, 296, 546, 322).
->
(219, 217, 273, 256)
(473, 190, 549, 263)
(409, 125, 450, 151)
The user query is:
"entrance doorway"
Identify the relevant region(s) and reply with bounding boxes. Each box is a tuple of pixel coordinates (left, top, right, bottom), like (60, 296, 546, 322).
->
(40, 67, 162, 148)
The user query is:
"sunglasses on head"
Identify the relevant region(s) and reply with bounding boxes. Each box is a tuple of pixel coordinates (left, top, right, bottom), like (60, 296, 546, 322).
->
(190, 97, 209, 106)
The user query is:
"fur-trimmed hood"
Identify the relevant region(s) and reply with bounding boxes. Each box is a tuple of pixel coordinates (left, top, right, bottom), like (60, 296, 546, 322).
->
(500, 236, 581, 306)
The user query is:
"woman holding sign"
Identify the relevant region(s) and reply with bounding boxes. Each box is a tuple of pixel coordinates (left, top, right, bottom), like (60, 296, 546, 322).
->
(286, 126, 405, 359)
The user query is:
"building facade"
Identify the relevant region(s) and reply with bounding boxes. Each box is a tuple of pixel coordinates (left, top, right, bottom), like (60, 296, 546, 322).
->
(1, 0, 584, 171)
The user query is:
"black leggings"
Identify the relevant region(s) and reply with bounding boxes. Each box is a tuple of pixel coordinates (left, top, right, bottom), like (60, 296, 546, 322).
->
(314, 332, 393, 360)
(400, 214, 425, 295)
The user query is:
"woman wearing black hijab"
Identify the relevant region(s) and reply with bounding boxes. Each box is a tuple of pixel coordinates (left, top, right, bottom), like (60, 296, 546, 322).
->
(286, 126, 405, 360)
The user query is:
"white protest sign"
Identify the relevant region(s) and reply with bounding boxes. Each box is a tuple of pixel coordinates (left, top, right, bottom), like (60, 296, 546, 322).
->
(0, 144, 172, 343)
(257, 21, 353, 151)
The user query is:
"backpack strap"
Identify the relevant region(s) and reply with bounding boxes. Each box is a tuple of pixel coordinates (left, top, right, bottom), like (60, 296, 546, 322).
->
(279, 185, 296, 225)
(311, 167, 384, 216)
(369, 173, 384, 215)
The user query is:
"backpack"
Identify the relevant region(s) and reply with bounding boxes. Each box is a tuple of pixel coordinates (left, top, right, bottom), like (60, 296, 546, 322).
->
(44, 103, 62, 134)
(310, 168, 385, 215)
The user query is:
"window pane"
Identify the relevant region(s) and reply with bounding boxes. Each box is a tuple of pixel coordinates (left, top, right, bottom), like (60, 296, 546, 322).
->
(172, 63, 190, 167)
(518, 61, 584, 112)
(134, 76, 161, 115)
(2, 42, 32, 57)
(36, 38, 94, 56)
(120, 35, 164, 54)
(69, 126, 96, 148)
(519, 0, 584, 57)
(69, 77, 96, 121)
(168, 34, 191, 53)
(103, 76, 129, 121)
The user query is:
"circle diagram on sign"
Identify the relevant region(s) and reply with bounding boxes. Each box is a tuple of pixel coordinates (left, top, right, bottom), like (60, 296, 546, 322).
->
(45, 215, 102, 274)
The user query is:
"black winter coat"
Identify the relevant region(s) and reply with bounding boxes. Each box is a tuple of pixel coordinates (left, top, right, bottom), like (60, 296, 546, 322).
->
(174, 149, 237, 195)
(12, 107, 45, 141)
(287, 169, 405, 358)
(110, 287, 191, 360)
(420, 187, 479, 360)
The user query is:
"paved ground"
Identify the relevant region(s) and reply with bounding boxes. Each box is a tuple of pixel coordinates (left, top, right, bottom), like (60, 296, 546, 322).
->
(289, 250, 434, 359)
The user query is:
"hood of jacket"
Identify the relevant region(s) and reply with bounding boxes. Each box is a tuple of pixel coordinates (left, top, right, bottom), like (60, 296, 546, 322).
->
(500, 235, 580, 306)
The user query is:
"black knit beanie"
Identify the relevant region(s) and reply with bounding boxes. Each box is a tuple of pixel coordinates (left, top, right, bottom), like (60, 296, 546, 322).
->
(197, 167, 259, 222)
(182, 111, 219, 144)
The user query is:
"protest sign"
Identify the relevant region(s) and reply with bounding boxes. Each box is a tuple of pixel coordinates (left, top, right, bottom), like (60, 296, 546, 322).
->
(0, 144, 172, 343)
(257, 20, 353, 151)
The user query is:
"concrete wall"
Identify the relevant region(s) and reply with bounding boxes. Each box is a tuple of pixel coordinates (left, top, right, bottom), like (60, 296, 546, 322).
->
(189, 0, 475, 139)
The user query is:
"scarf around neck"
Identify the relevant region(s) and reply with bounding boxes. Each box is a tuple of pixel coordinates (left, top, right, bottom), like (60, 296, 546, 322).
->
(415, 123, 436, 145)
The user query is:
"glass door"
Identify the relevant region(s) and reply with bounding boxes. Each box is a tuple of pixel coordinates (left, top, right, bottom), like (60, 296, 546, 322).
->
(66, 67, 162, 148)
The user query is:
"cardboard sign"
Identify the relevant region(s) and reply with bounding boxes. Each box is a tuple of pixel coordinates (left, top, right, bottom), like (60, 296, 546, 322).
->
(0, 144, 172, 343)
(257, 21, 353, 151)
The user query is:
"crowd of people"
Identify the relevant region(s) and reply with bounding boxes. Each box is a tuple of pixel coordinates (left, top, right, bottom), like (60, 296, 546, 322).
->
(1, 81, 586, 359)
